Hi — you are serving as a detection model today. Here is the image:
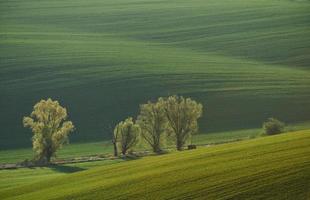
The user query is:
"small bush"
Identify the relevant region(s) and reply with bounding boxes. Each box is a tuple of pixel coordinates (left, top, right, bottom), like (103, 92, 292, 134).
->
(263, 118, 285, 135)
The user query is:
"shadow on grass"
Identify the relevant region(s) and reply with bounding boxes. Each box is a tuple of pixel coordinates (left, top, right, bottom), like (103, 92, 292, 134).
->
(48, 164, 85, 173)
(148, 151, 169, 157)
(120, 150, 169, 161)
(120, 154, 143, 161)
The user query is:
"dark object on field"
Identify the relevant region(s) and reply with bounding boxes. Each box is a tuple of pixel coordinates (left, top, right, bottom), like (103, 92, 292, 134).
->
(188, 144, 197, 150)
(263, 117, 285, 135)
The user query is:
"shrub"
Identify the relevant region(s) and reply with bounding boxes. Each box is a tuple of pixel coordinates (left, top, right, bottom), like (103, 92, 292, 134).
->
(263, 118, 285, 135)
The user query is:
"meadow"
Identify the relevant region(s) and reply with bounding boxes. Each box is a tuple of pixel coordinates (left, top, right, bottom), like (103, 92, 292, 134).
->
(0, 0, 309, 199)
(0, 130, 309, 199)
(1, 121, 309, 164)
(1, 0, 310, 149)
(0, 127, 261, 164)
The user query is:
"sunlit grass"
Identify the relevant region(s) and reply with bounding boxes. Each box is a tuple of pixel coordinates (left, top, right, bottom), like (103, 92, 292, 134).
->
(1, 130, 309, 199)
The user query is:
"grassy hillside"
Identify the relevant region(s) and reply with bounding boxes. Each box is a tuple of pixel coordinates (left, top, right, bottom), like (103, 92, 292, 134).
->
(1, 130, 309, 200)
(1, 121, 310, 164)
(1, 0, 310, 148)
(0, 159, 122, 190)
(0, 127, 261, 164)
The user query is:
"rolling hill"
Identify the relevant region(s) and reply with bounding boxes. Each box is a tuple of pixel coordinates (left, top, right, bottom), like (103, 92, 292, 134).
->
(0, 130, 309, 199)
(1, 0, 310, 149)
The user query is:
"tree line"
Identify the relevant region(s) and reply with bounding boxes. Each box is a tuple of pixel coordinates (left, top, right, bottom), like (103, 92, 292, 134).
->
(23, 95, 285, 165)
(113, 96, 203, 156)
(23, 95, 203, 164)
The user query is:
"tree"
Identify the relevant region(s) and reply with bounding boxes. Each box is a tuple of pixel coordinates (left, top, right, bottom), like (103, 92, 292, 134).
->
(23, 98, 74, 164)
(114, 117, 140, 155)
(163, 95, 203, 150)
(263, 117, 285, 135)
(103, 121, 119, 157)
(137, 98, 167, 153)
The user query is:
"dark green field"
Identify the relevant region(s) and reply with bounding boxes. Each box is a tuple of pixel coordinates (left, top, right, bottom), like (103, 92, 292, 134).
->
(1, 130, 309, 200)
(1, 0, 310, 149)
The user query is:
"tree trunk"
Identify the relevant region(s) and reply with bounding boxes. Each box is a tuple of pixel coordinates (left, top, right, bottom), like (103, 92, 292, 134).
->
(176, 139, 183, 151)
(122, 149, 127, 155)
(153, 144, 161, 154)
(112, 140, 118, 157)
(121, 145, 127, 155)
(46, 150, 53, 164)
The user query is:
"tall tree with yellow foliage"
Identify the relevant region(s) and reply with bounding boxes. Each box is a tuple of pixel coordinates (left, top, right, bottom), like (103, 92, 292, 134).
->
(23, 98, 74, 163)
(163, 95, 203, 150)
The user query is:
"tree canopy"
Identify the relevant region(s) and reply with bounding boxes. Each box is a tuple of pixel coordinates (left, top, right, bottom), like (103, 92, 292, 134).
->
(23, 98, 74, 163)
(114, 117, 140, 155)
(163, 95, 203, 150)
(137, 98, 167, 153)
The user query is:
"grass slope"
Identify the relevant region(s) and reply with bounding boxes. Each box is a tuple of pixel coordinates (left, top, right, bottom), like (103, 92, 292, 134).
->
(1, 130, 309, 200)
(0, 127, 262, 163)
(0, 127, 261, 164)
(1, 0, 310, 148)
(1, 121, 310, 164)
(0, 159, 122, 190)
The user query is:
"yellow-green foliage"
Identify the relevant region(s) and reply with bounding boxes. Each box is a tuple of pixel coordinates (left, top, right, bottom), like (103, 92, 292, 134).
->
(114, 117, 140, 155)
(23, 98, 74, 162)
(137, 98, 167, 153)
(163, 95, 203, 150)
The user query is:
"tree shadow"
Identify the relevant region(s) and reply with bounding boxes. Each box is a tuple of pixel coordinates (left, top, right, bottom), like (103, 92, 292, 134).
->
(120, 154, 143, 161)
(48, 164, 85, 173)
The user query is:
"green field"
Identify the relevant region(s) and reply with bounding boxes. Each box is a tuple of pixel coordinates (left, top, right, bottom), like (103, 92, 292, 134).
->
(0, 159, 123, 190)
(0, 127, 260, 164)
(1, 0, 309, 199)
(1, 0, 310, 149)
(1, 130, 309, 199)
(1, 121, 309, 164)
